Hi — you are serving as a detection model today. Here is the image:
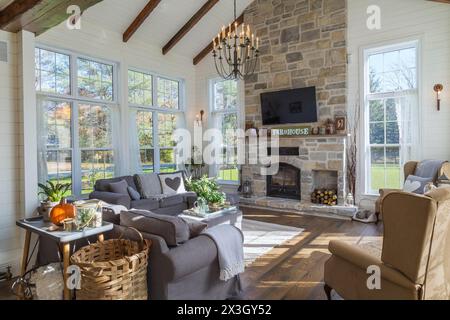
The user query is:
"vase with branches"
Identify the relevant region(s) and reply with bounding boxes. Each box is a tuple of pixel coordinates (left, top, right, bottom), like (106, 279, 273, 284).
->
(346, 100, 361, 206)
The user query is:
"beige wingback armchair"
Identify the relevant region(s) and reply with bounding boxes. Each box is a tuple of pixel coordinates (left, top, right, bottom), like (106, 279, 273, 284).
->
(324, 188, 450, 300)
(375, 161, 450, 220)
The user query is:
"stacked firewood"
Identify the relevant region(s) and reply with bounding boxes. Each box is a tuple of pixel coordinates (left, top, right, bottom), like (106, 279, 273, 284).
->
(311, 189, 338, 206)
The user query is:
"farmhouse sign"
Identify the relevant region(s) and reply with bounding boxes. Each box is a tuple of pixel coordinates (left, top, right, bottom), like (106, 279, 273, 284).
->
(270, 126, 310, 137)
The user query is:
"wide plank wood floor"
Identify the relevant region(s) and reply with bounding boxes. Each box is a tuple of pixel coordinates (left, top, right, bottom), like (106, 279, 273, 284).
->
(0, 207, 382, 300)
(240, 207, 383, 300)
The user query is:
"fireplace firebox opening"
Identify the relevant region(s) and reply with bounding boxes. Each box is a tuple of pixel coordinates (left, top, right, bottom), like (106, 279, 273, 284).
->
(267, 163, 301, 200)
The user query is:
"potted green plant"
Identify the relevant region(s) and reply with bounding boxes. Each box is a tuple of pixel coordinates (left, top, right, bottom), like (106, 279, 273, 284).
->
(185, 175, 226, 210)
(38, 181, 72, 222)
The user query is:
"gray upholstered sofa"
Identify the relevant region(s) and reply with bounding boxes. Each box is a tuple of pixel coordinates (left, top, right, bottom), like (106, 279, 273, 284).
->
(85, 173, 243, 300)
(89, 174, 197, 216)
(108, 210, 243, 300)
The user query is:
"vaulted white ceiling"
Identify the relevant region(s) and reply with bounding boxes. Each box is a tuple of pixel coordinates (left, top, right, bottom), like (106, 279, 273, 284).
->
(80, 0, 253, 59)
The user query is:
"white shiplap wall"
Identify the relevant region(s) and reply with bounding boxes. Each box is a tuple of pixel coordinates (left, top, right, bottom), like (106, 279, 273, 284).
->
(347, 0, 450, 201)
(0, 30, 23, 273)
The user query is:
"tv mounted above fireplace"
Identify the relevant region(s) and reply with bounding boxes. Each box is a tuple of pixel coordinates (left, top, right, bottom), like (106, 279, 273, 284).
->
(260, 86, 318, 125)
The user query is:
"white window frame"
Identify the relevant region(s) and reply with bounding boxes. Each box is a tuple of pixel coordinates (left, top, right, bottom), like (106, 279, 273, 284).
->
(128, 66, 185, 173)
(209, 77, 243, 185)
(361, 39, 420, 195)
(36, 44, 120, 197)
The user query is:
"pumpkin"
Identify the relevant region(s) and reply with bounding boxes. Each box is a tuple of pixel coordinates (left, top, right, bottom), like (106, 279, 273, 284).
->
(50, 198, 76, 226)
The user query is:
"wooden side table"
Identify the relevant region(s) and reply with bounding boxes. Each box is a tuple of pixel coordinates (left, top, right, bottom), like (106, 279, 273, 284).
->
(16, 217, 113, 300)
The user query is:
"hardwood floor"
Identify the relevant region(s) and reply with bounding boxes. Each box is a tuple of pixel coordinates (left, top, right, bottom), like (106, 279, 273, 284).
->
(0, 208, 382, 300)
(240, 207, 383, 300)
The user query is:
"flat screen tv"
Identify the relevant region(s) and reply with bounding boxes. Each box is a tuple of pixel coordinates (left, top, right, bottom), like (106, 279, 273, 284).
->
(260, 87, 318, 125)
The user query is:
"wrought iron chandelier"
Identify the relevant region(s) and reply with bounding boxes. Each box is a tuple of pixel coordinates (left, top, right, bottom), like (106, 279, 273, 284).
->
(212, 0, 259, 80)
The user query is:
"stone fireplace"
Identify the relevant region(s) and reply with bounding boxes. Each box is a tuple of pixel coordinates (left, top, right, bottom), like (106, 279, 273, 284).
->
(243, 136, 347, 204)
(240, 136, 354, 217)
(240, 0, 350, 217)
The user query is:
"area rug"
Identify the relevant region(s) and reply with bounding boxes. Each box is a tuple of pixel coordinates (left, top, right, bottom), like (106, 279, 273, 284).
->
(241, 219, 304, 266)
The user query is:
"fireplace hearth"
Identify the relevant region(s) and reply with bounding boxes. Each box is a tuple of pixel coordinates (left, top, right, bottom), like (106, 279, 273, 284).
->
(267, 163, 301, 200)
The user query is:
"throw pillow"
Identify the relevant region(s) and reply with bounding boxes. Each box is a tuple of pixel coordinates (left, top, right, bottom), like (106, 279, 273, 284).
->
(403, 175, 434, 194)
(120, 209, 190, 246)
(159, 171, 186, 195)
(134, 173, 163, 199)
(109, 180, 129, 195)
(127, 186, 141, 201)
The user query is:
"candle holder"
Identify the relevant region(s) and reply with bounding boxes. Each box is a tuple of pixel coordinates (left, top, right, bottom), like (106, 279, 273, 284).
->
(434, 84, 444, 111)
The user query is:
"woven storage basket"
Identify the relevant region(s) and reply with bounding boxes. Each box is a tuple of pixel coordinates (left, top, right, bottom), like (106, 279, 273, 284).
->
(70, 227, 150, 300)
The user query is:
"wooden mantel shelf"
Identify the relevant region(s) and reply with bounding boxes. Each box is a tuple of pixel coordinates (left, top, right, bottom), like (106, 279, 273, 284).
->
(277, 133, 350, 139)
(244, 133, 350, 139)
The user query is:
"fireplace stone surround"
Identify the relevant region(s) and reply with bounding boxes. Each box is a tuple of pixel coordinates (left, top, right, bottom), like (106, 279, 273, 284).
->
(240, 135, 356, 218)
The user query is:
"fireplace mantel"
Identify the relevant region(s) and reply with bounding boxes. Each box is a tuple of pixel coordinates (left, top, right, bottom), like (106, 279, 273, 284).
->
(242, 136, 347, 207)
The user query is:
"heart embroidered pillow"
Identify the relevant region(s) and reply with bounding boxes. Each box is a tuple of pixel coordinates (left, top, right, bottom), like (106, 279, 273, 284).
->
(158, 171, 187, 195)
(403, 175, 434, 194)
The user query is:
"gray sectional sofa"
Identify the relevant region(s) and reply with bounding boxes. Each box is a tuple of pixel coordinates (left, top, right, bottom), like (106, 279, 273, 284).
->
(111, 210, 242, 300)
(89, 174, 197, 216)
(83, 173, 243, 300)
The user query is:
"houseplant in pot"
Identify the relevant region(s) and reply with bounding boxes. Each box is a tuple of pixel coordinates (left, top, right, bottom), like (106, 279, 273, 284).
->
(185, 175, 226, 210)
(38, 181, 72, 222)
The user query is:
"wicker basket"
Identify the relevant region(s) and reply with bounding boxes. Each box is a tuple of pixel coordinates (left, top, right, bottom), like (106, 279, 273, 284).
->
(70, 227, 150, 300)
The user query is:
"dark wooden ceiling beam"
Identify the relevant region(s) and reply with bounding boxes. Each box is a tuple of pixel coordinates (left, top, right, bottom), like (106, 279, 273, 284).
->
(0, 0, 103, 35)
(427, 0, 450, 3)
(123, 0, 161, 43)
(193, 13, 244, 66)
(0, 0, 43, 28)
(162, 0, 219, 55)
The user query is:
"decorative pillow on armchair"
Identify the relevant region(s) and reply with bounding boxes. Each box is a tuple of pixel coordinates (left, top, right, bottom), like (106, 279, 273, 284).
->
(158, 171, 187, 195)
(403, 175, 434, 194)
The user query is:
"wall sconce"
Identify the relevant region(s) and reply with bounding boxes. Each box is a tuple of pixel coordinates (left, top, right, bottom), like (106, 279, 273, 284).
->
(195, 110, 205, 126)
(434, 84, 444, 111)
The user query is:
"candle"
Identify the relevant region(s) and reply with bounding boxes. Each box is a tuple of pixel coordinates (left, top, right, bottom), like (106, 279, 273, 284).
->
(213, 38, 216, 51)
(251, 34, 254, 47)
(247, 25, 251, 38)
(256, 37, 259, 49)
(222, 26, 225, 39)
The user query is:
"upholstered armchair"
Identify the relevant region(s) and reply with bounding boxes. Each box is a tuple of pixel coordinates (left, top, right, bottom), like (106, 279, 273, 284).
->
(375, 161, 450, 220)
(324, 188, 450, 300)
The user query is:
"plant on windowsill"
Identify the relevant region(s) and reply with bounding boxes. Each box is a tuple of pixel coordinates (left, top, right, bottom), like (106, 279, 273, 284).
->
(185, 175, 226, 209)
(38, 181, 72, 222)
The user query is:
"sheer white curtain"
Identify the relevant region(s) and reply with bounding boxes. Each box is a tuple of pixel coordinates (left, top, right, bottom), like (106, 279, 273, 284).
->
(397, 92, 419, 180)
(174, 112, 188, 171)
(128, 108, 143, 174)
(111, 106, 123, 176)
(36, 98, 48, 184)
(208, 112, 222, 178)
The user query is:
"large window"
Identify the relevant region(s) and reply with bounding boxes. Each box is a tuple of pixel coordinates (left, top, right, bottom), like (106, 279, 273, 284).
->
(42, 100, 72, 187)
(136, 110, 154, 173)
(364, 41, 419, 194)
(35, 48, 70, 95)
(129, 69, 183, 174)
(211, 79, 240, 183)
(36, 47, 117, 196)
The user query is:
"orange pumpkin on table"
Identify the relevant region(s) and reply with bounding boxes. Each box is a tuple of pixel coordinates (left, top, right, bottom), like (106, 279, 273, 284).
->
(50, 198, 76, 226)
